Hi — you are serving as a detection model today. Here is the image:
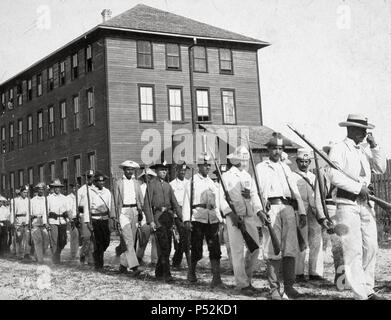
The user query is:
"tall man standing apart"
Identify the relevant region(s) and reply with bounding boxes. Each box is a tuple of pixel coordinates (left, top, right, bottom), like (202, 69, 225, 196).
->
(115, 161, 144, 276)
(256, 133, 307, 300)
(328, 114, 386, 300)
(143, 161, 182, 282)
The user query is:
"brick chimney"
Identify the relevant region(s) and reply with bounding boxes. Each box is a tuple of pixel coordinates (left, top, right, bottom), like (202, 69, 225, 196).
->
(101, 9, 112, 22)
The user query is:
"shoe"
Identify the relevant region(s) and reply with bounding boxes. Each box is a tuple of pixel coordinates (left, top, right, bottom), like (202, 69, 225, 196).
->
(23, 254, 33, 262)
(309, 275, 325, 281)
(164, 275, 174, 283)
(368, 293, 387, 300)
(240, 286, 255, 296)
(284, 286, 302, 299)
(171, 264, 182, 271)
(79, 256, 85, 264)
(269, 289, 282, 300)
(296, 274, 307, 283)
(119, 265, 128, 274)
(129, 268, 142, 277)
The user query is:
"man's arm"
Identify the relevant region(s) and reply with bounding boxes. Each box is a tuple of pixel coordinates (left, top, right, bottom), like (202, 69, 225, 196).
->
(169, 184, 182, 220)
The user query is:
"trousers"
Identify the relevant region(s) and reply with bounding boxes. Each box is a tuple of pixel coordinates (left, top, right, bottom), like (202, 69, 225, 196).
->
(190, 221, 221, 263)
(136, 223, 158, 264)
(80, 217, 94, 264)
(172, 217, 189, 267)
(13, 225, 31, 258)
(92, 219, 110, 268)
(155, 211, 174, 279)
(49, 224, 67, 263)
(31, 226, 49, 263)
(119, 207, 139, 269)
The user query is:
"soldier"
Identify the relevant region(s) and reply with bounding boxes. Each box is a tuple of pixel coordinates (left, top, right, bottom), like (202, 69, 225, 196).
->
(78, 170, 95, 265)
(82, 172, 113, 270)
(170, 161, 190, 270)
(220, 146, 263, 295)
(47, 179, 69, 264)
(182, 154, 227, 288)
(255, 132, 307, 300)
(10, 185, 32, 261)
(292, 149, 329, 282)
(0, 196, 10, 256)
(114, 160, 144, 276)
(143, 161, 182, 282)
(136, 168, 158, 266)
(30, 183, 50, 264)
(67, 183, 81, 261)
(328, 114, 386, 300)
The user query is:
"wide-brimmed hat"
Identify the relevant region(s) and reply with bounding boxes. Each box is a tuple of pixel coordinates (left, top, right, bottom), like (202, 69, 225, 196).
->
(119, 160, 140, 169)
(197, 153, 212, 165)
(94, 171, 108, 182)
(296, 148, 313, 160)
(265, 132, 292, 148)
(227, 146, 250, 165)
(138, 168, 157, 179)
(20, 185, 30, 192)
(35, 182, 46, 189)
(339, 114, 375, 129)
(175, 161, 190, 171)
(49, 179, 64, 187)
(85, 169, 95, 178)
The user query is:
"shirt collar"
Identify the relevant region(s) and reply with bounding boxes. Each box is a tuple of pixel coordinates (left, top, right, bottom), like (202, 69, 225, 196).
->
(344, 137, 361, 150)
(123, 174, 134, 181)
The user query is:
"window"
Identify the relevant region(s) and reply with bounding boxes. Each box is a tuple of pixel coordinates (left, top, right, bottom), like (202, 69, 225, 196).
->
(60, 101, 67, 134)
(49, 162, 55, 181)
(139, 85, 155, 122)
(195, 89, 210, 122)
(71, 53, 78, 80)
(10, 172, 15, 193)
(8, 88, 14, 110)
(27, 115, 33, 144)
(74, 156, 81, 180)
(1, 92, 5, 114)
(1, 175, 6, 194)
(18, 170, 24, 188)
(166, 43, 181, 70)
(137, 41, 153, 68)
(193, 46, 207, 72)
(9, 122, 14, 151)
(27, 79, 32, 101)
(47, 67, 54, 91)
(73, 95, 80, 130)
(168, 87, 183, 122)
(17, 83, 23, 106)
(37, 110, 44, 141)
(17, 119, 23, 149)
(87, 88, 95, 126)
(1, 126, 5, 154)
(219, 49, 233, 74)
(59, 61, 66, 86)
(37, 73, 43, 96)
(221, 90, 236, 124)
(88, 152, 96, 171)
(61, 159, 68, 185)
(38, 164, 44, 182)
(86, 45, 93, 72)
(28, 168, 33, 186)
(48, 106, 55, 138)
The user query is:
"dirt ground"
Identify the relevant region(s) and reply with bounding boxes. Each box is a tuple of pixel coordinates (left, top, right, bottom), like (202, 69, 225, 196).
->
(1, 234, 391, 300)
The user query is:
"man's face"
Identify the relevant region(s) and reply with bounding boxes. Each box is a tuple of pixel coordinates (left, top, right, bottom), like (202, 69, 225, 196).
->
(123, 167, 135, 179)
(54, 187, 61, 195)
(269, 146, 283, 162)
(157, 168, 167, 180)
(177, 169, 186, 180)
(347, 126, 367, 144)
(95, 180, 105, 190)
(20, 190, 28, 199)
(87, 176, 94, 185)
(296, 158, 311, 172)
(198, 163, 210, 177)
(37, 188, 44, 196)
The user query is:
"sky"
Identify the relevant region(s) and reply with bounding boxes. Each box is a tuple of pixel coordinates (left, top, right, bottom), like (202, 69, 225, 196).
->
(0, 0, 390, 157)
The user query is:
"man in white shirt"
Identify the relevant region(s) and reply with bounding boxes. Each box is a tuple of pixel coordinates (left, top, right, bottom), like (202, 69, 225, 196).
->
(67, 183, 80, 261)
(30, 182, 50, 263)
(170, 162, 190, 270)
(328, 114, 387, 300)
(256, 132, 307, 300)
(0, 195, 10, 256)
(47, 179, 69, 264)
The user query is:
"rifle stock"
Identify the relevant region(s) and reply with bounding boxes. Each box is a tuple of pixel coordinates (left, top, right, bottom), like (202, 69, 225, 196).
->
(44, 190, 55, 255)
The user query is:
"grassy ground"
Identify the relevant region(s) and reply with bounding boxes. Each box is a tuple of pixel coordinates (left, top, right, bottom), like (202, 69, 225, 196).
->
(1, 235, 391, 300)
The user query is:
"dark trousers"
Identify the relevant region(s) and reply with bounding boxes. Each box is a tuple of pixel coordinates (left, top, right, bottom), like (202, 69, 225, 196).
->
(172, 217, 189, 267)
(51, 224, 67, 264)
(92, 219, 110, 269)
(191, 221, 221, 263)
(0, 224, 10, 256)
(155, 211, 173, 279)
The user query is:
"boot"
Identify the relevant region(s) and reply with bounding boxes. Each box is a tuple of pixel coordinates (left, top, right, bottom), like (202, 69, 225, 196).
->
(282, 257, 301, 299)
(187, 260, 197, 283)
(266, 259, 282, 300)
(210, 259, 226, 288)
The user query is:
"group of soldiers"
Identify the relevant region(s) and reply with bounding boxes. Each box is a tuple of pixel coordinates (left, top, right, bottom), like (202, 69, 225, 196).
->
(0, 113, 387, 300)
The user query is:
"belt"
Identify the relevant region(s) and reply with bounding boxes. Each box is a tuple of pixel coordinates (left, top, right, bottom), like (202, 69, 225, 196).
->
(325, 199, 336, 206)
(192, 204, 207, 209)
(122, 204, 137, 208)
(16, 214, 26, 217)
(268, 197, 294, 206)
(91, 212, 109, 217)
(49, 212, 67, 219)
(336, 189, 358, 202)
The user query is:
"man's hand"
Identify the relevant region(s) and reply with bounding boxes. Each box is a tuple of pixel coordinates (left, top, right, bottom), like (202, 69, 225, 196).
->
(86, 222, 93, 232)
(150, 221, 157, 232)
(137, 210, 143, 222)
(358, 184, 370, 201)
(184, 221, 192, 232)
(241, 188, 251, 199)
(318, 218, 334, 231)
(366, 133, 377, 149)
(257, 210, 271, 225)
(299, 214, 307, 228)
(228, 212, 240, 227)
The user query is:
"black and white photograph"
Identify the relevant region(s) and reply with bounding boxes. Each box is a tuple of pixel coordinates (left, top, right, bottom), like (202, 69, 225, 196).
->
(0, 0, 390, 304)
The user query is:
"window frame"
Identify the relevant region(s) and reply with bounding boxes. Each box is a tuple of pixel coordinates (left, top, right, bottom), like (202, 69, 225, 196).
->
(87, 152, 96, 171)
(86, 88, 95, 126)
(17, 83, 23, 106)
(18, 169, 24, 189)
(218, 48, 234, 75)
(38, 164, 45, 183)
(59, 61, 66, 86)
(10, 172, 15, 193)
(85, 45, 93, 73)
(28, 167, 34, 186)
(48, 105, 55, 138)
(167, 86, 184, 123)
(195, 87, 211, 123)
(138, 84, 156, 123)
(37, 110, 44, 142)
(193, 46, 208, 73)
(221, 89, 237, 125)
(61, 158, 68, 182)
(73, 94, 80, 130)
(37, 73, 43, 96)
(27, 114, 33, 145)
(7, 87, 14, 110)
(27, 79, 33, 101)
(137, 40, 153, 69)
(60, 100, 67, 135)
(1, 92, 5, 114)
(165, 43, 181, 71)
(48, 161, 56, 182)
(71, 52, 79, 80)
(73, 155, 82, 181)
(17, 118, 23, 149)
(47, 67, 54, 92)
(9, 122, 14, 152)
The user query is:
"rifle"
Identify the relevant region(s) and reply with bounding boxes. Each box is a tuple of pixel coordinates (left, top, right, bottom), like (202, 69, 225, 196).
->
(27, 191, 34, 255)
(11, 190, 17, 247)
(85, 175, 96, 248)
(184, 167, 194, 267)
(209, 148, 259, 253)
(287, 124, 391, 211)
(245, 136, 281, 255)
(44, 189, 55, 255)
(313, 152, 335, 234)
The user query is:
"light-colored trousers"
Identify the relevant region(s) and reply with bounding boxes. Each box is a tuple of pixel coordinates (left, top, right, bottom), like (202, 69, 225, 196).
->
(31, 226, 49, 263)
(80, 217, 94, 263)
(262, 204, 299, 260)
(119, 208, 139, 269)
(69, 225, 79, 259)
(323, 205, 344, 272)
(13, 225, 31, 258)
(220, 221, 233, 268)
(226, 214, 260, 289)
(336, 201, 378, 300)
(136, 223, 158, 264)
(296, 205, 324, 276)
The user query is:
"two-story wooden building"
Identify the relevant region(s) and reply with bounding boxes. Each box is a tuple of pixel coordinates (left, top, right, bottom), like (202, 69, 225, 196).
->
(0, 4, 298, 194)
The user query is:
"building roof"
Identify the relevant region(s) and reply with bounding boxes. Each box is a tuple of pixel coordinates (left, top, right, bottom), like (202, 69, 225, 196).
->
(200, 124, 302, 150)
(100, 4, 269, 46)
